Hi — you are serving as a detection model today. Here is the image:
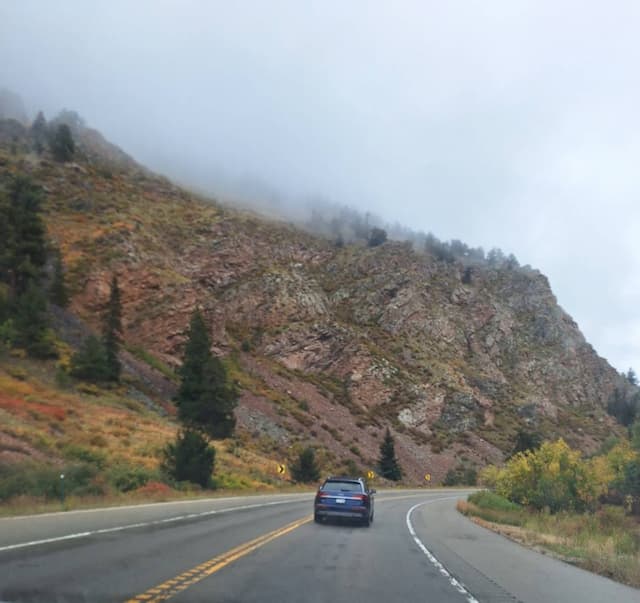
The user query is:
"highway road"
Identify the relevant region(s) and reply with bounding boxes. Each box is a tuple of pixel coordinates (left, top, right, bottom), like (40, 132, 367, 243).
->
(0, 490, 638, 602)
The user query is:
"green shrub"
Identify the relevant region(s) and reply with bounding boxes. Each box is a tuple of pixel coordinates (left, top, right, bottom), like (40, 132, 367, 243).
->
(343, 458, 360, 476)
(0, 319, 17, 349)
(443, 466, 478, 486)
(61, 443, 107, 469)
(107, 463, 155, 492)
(291, 447, 321, 483)
(614, 532, 640, 555)
(468, 490, 522, 512)
(127, 345, 177, 381)
(0, 462, 102, 501)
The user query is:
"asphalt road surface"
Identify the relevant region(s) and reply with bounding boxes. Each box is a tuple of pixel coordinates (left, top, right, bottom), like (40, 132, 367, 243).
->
(0, 490, 638, 602)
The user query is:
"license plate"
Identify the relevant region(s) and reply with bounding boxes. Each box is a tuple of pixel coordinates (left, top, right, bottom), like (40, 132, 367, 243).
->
(335, 497, 346, 504)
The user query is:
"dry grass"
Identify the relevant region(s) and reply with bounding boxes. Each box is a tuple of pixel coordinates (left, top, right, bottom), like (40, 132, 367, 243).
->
(0, 482, 315, 518)
(0, 359, 307, 511)
(458, 496, 640, 588)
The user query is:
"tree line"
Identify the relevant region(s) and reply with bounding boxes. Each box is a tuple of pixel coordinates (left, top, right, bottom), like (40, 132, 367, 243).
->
(17, 110, 76, 162)
(287, 427, 403, 484)
(303, 201, 522, 269)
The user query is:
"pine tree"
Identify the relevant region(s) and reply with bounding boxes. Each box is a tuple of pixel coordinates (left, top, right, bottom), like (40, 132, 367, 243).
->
(177, 310, 212, 403)
(30, 111, 48, 154)
(162, 428, 215, 488)
(69, 335, 109, 382)
(378, 428, 402, 481)
(49, 250, 69, 307)
(13, 282, 55, 358)
(291, 447, 321, 483)
(367, 227, 387, 247)
(49, 124, 75, 162)
(0, 175, 47, 296)
(510, 429, 543, 458)
(175, 310, 237, 439)
(631, 420, 640, 452)
(102, 275, 123, 382)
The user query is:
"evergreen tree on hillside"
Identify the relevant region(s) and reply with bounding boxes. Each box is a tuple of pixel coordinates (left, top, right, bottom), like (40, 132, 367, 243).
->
(510, 429, 543, 458)
(0, 175, 47, 296)
(607, 386, 639, 427)
(378, 428, 402, 481)
(30, 111, 48, 154)
(102, 275, 123, 382)
(13, 282, 55, 358)
(49, 123, 75, 162)
(162, 429, 215, 488)
(0, 176, 53, 358)
(176, 310, 237, 439)
(69, 335, 110, 382)
(291, 447, 321, 483)
(626, 368, 638, 386)
(177, 310, 212, 404)
(631, 420, 640, 452)
(368, 227, 387, 247)
(49, 249, 69, 307)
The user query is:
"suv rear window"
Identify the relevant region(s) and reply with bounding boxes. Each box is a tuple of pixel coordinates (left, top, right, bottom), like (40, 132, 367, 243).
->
(321, 480, 363, 492)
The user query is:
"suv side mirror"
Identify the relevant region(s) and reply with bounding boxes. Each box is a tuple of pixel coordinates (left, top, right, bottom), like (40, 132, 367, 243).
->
(370, 488, 376, 494)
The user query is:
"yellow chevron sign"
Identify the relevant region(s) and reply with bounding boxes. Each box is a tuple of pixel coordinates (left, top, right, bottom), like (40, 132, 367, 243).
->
(277, 464, 286, 475)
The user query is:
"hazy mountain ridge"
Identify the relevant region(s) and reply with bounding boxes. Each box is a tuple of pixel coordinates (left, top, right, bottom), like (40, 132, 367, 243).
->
(0, 115, 628, 483)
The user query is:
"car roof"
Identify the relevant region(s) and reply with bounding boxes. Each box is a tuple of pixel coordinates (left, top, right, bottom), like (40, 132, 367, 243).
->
(324, 476, 364, 482)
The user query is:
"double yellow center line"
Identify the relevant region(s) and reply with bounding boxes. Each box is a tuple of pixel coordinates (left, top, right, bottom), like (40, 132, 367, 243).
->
(125, 494, 431, 602)
(125, 514, 312, 603)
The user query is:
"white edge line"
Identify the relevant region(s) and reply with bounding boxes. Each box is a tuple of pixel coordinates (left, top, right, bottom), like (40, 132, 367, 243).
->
(406, 497, 480, 603)
(0, 498, 305, 553)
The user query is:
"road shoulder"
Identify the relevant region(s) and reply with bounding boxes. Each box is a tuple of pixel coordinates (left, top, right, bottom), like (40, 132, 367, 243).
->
(411, 497, 640, 603)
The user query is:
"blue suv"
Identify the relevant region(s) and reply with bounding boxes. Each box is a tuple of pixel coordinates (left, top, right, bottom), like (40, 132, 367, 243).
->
(314, 476, 375, 526)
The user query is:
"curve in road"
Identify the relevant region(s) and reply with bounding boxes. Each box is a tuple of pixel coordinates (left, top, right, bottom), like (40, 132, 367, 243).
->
(1, 490, 638, 603)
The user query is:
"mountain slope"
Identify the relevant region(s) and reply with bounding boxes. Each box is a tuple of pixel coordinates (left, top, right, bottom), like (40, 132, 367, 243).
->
(0, 117, 628, 483)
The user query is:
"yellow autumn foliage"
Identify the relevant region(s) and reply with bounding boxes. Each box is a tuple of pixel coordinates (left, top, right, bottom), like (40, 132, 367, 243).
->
(588, 440, 638, 496)
(494, 439, 599, 512)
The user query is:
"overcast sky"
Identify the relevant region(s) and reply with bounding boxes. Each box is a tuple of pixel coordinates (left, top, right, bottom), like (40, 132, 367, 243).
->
(2, 1, 639, 373)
